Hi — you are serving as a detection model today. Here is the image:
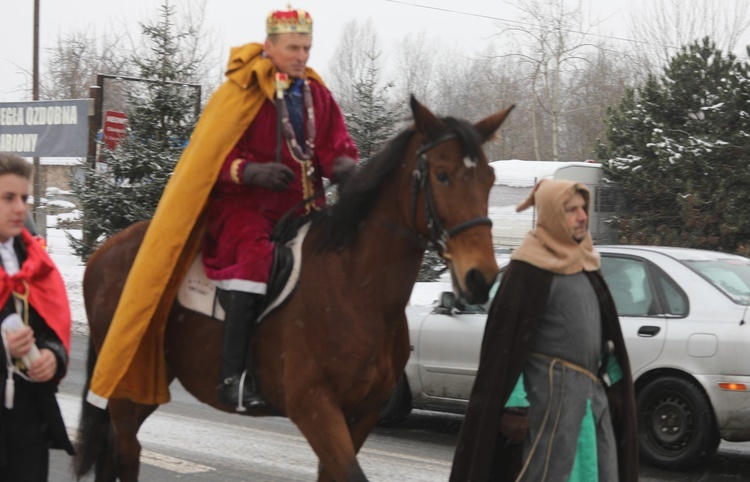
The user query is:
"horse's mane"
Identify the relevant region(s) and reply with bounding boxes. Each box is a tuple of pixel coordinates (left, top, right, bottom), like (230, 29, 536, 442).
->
(310, 116, 484, 252)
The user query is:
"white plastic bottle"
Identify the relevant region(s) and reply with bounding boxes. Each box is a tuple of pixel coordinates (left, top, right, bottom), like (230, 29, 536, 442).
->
(2, 313, 40, 368)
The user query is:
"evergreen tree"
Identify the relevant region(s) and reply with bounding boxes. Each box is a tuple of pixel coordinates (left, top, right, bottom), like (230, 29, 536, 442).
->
(344, 65, 443, 277)
(417, 247, 446, 282)
(599, 37, 750, 254)
(71, 3, 201, 259)
(344, 65, 400, 163)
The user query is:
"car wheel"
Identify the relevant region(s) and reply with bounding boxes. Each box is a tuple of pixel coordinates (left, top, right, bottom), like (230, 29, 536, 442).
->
(378, 375, 412, 427)
(636, 376, 720, 470)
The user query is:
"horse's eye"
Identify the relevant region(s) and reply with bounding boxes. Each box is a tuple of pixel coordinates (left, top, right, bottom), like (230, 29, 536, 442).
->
(436, 172, 450, 185)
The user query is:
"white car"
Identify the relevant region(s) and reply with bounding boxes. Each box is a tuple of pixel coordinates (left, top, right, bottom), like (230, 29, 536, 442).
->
(382, 246, 750, 470)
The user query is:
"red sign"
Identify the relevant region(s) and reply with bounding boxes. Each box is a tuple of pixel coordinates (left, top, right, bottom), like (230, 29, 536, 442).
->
(102, 110, 128, 150)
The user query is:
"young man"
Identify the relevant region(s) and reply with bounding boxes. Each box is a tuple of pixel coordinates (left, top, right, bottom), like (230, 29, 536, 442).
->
(0, 152, 74, 480)
(85, 6, 358, 413)
(450, 179, 639, 482)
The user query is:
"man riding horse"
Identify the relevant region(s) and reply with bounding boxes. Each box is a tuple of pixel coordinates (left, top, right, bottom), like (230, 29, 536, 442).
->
(85, 6, 358, 412)
(203, 8, 358, 410)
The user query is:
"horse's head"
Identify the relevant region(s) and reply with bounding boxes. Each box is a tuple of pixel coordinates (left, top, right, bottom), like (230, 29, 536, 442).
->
(408, 96, 514, 304)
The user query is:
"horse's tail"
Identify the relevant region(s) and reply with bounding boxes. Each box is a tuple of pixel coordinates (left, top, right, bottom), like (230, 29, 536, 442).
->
(73, 339, 112, 479)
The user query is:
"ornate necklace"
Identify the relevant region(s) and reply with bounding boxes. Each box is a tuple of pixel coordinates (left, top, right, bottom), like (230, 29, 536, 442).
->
(278, 80, 317, 211)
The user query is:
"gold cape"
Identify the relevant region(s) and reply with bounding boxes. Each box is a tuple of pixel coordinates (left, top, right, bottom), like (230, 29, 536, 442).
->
(87, 43, 324, 407)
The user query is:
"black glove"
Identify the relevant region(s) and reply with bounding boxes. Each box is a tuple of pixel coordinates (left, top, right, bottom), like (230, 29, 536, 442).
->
(242, 162, 295, 191)
(332, 157, 357, 185)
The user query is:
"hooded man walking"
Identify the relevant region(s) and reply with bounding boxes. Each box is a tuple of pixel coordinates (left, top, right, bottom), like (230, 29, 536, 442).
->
(450, 179, 639, 481)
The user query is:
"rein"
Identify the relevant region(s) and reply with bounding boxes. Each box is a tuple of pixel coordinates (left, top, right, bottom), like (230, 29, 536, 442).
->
(410, 132, 492, 257)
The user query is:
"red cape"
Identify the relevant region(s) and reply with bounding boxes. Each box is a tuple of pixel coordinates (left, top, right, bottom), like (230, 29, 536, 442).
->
(0, 229, 71, 354)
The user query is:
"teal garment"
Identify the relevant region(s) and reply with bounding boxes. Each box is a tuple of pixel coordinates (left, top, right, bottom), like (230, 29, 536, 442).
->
(507, 369, 620, 481)
(568, 399, 598, 481)
(606, 355, 623, 385)
(502, 347, 621, 481)
(505, 374, 530, 408)
(566, 358, 624, 482)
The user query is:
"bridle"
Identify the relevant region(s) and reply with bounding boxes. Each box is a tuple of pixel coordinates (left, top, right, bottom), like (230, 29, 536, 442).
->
(410, 131, 492, 257)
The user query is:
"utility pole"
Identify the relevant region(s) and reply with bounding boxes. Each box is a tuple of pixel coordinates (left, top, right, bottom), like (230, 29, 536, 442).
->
(32, 0, 45, 238)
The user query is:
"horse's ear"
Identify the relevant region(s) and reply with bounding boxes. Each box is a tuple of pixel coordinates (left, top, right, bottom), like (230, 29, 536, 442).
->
(410, 95, 443, 137)
(474, 105, 515, 143)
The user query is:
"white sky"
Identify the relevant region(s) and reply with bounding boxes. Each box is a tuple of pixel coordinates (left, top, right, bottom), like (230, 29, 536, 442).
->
(5, 0, 750, 103)
(0, 0, 666, 102)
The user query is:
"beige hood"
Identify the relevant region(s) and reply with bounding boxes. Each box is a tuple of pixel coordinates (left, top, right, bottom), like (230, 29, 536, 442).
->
(511, 178, 600, 274)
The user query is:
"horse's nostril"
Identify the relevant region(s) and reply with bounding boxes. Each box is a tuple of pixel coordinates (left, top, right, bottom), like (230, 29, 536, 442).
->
(464, 268, 490, 305)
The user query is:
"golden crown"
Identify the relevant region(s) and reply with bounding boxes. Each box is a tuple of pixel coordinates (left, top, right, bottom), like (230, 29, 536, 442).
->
(266, 6, 313, 35)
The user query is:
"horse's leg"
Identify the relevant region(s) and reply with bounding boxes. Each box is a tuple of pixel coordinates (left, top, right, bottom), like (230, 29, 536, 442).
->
(107, 399, 160, 482)
(348, 409, 382, 454)
(287, 395, 367, 482)
(314, 407, 384, 482)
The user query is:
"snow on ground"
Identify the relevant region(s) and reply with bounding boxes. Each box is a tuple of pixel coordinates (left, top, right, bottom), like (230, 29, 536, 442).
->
(45, 218, 88, 335)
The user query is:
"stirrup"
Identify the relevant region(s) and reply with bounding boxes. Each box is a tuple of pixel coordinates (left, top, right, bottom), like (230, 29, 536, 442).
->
(223, 370, 265, 412)
(236, 371, 249, 412)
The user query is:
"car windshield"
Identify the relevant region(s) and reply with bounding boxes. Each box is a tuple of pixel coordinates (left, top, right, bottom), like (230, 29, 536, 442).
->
(683, 258, 750, 305)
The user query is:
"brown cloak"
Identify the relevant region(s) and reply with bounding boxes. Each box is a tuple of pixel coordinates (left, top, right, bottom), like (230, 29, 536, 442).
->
(449, 261, 639, 481)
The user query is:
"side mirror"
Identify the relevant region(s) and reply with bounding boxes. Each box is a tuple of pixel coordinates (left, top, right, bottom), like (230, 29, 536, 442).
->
(433, 291, 456, 315)
(440, 291, 456, 309)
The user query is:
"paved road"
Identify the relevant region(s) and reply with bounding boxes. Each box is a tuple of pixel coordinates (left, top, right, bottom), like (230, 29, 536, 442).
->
(49, 334, 750, 481)
(50, 334, 458, 481)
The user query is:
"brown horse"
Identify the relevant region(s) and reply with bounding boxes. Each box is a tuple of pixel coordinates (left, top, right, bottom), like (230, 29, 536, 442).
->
(73, 97, 513, 482)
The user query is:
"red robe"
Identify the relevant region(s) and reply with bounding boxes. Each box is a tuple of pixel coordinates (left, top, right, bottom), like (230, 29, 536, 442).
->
(201, 81, 357, 291)
(88, 43, 349, 406)
(0, 229, 71, 355)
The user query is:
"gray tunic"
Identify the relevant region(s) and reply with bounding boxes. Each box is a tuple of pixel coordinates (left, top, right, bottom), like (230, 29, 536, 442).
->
(517, 272, 618, 482)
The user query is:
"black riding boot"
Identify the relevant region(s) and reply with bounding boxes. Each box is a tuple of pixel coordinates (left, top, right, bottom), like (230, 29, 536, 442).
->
(217, 290, 266, 411)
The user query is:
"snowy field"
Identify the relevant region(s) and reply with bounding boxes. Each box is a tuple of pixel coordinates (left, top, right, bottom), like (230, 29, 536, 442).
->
(45, 219, 88, 335)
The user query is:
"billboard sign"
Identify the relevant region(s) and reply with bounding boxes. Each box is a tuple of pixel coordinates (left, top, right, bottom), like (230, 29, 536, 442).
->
(102, 110, 128, 151)
(0, 99, 90, 157)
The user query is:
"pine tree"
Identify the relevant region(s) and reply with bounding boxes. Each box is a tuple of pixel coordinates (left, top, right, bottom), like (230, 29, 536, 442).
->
(417, 248, 446, 282)
(70, 3, 201, 259)
(599, 37, 750, 254)
(346, 64, 445, 278)
(344, 65, 400, 163)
